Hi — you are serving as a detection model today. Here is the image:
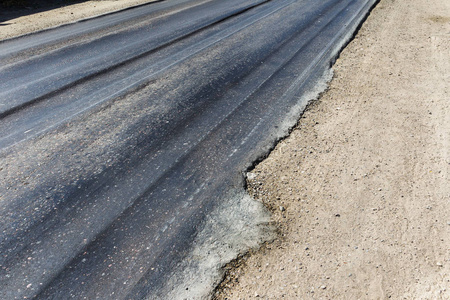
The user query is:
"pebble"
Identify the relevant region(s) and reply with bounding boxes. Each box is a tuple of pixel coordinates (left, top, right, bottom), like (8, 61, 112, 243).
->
(247, 172, 257, 180)
(320, 285, 327, 290)
(437, 262, 443, 267)
(280, 206, 286, 211)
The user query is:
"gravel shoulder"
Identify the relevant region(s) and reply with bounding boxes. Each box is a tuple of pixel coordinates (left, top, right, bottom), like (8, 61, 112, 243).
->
(214, 0, 450, 298)
(0, 0, 155, 40)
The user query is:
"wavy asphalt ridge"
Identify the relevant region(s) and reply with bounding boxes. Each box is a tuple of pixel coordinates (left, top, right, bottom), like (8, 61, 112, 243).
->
(0, 0, 377, 298)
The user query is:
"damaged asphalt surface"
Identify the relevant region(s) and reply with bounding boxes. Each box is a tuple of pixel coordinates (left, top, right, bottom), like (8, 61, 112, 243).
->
(0, 0, 376, 298)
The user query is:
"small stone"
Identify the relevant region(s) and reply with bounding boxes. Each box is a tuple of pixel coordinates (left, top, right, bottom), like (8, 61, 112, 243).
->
(255, 291, 260, 297)
(280, 206, 286, 212)
(437, 262, 443, 267)
(335, 213, 341, 217)
(320, 285, 326, 290)
(247, 172, 257, 180)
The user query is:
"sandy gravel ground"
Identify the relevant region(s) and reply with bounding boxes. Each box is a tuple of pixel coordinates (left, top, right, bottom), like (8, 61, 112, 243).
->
(214, 0, 450, 298)
(0, 0, 155, 40)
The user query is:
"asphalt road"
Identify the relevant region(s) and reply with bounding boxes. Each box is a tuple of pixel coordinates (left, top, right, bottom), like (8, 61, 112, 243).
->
(0, 0, 376, 298)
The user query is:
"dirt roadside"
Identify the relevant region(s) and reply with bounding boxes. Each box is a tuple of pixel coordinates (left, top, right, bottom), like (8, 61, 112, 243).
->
(214, 0, 450, 298)
(0, 0, 155, 40)
(1, 0, 448, 298)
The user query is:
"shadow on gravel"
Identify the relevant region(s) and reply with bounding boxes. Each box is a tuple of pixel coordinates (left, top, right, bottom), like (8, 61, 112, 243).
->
(0, 0, 90, 22)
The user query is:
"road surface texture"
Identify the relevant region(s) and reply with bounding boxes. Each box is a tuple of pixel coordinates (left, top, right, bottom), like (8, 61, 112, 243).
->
(0, 0, 378, 299)
(215, 0, 450, 298)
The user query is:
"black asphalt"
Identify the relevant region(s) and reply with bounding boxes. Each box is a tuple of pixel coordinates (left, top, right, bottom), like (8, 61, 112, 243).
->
(0, 0, 376, 298)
